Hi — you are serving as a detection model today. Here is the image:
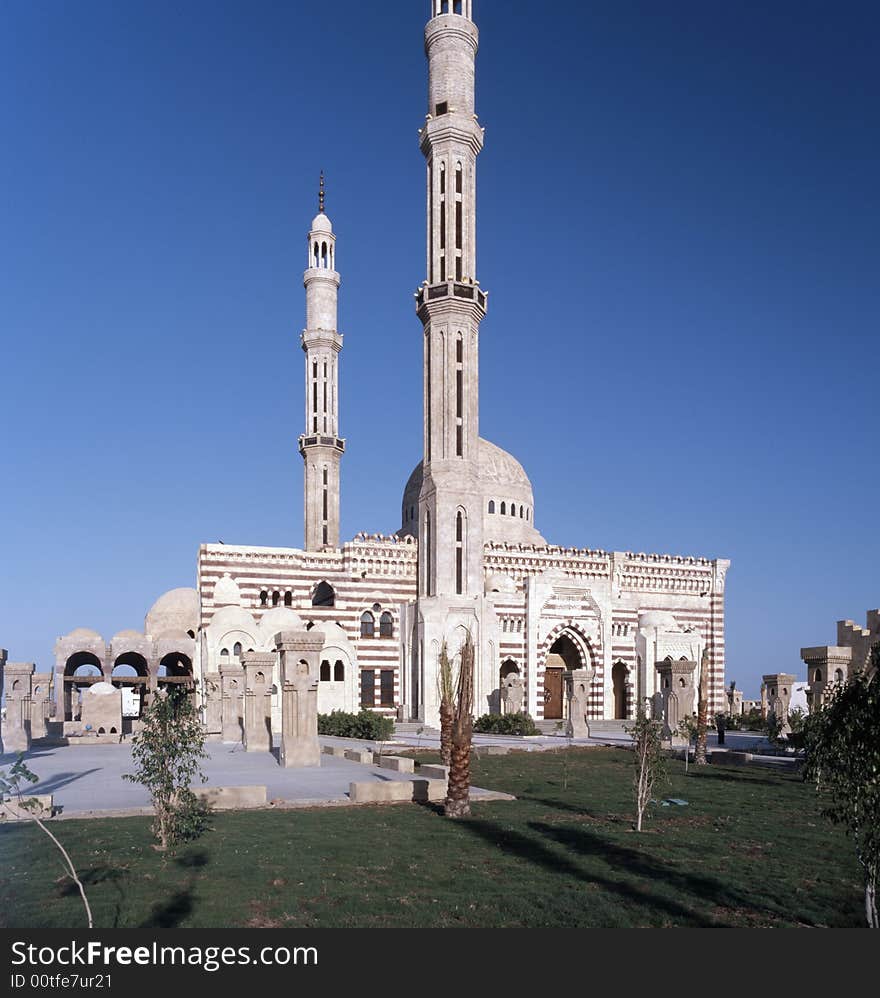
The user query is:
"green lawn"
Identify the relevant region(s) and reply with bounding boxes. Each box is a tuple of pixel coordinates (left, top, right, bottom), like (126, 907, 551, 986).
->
(0, 748, 864, 928)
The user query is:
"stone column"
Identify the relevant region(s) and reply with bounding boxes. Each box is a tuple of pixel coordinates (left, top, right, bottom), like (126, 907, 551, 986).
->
(242, 653, 274, 753)
(1, 660, 35, 754)
(655, 659, 696, 745)
(219, 663, 244, 743)
(500, 673, 523, 716)
(566, 667, 594, 738)
(29, 673, 53, 740)
(763, 673, 795, 736)
(275, 630, 324, 768)
(202, 672, 223, 741)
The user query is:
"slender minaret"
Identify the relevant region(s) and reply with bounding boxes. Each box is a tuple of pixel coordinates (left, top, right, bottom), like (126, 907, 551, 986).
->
(299, 174, 345, 550)
(416, 0, 487, 599)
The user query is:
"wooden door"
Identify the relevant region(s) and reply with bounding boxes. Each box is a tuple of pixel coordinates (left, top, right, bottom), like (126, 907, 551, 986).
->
(543, 668, 564, 719)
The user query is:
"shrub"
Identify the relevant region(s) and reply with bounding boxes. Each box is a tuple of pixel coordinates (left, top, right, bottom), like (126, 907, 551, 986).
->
(473, 712, 539, 736)
(318, 709, 394, 741)
(123, 689, 209, 851)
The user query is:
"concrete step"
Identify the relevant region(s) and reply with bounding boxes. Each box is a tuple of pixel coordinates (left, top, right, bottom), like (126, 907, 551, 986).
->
(393, 722, 440, 737)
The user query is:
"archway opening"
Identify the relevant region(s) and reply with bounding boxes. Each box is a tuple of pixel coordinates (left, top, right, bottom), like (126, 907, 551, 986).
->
(544, 634, 582, 719)
(312, 581, 336, 607)
(612, 661, 628, 720)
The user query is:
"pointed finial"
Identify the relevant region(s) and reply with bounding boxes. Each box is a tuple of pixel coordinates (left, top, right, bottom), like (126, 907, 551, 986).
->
(319, 171, 325, 214)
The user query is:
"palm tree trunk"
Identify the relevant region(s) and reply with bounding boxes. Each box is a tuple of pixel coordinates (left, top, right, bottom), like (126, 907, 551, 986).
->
(445, 737, 471, 818)
(445, 634, 475, 819)
(694, 648, 710, 766)
(440, 699, 453, 769)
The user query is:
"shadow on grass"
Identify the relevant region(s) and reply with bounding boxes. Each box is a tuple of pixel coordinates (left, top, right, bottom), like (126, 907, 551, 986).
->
(449, 815, 716, 926)
(529, 820, 797, 927)
(140, 849, 210, 929)
(60, 865, 131, 928)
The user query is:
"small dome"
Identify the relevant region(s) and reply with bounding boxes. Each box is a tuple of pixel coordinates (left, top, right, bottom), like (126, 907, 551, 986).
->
(311, 213, 333, 234)
(639, 611, 679, 632)
(485, 573, 517, 595)
(213, 574, 242, 608)
(88, 682, 118, 697)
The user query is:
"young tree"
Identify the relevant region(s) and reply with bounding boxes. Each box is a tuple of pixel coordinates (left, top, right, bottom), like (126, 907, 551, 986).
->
(1, 755, 93, 927)
(123, 689, 209, 851)
(445, 633, 475, 819)
(626, 702, 666, 832)
(438, 641, 453, 769)
(693, 647, 710, 765)
(803, 651, 880, 928)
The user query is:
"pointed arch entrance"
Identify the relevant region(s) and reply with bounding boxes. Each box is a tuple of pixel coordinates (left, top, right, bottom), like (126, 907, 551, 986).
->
(612, 661, 628, 720)
(543, 632, 582, 720)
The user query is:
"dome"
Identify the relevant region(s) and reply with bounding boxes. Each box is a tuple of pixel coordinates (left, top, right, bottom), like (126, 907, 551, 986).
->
(485, 573, 517, 595)
(638, 611, 679, 632)
(146, 588, 199, 640)
(400, 437, 545, 545)
(213, 574, 242, 608)
(311, 213, 333, 234)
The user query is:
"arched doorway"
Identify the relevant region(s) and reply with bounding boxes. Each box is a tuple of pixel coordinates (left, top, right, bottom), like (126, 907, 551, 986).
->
(112, 652, 150, 724)
(612, 661, 628, 720)
(63, 651, 103, 721)
(158, 652, 195, 709)
(543, 633, 581, 720)
(500, 659, 522, 715)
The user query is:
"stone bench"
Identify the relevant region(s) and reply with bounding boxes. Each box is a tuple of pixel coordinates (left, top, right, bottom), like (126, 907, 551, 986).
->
(344, 749, 374, 765)
(374, 754, 415, 773)
(417, 764, 449, 780)
(474, 745, 509, 756)
(1, 794, 54, 821)
(194, 786, 267, 810)
(349, 778, 446, 804)
(321, 744, 348, 757)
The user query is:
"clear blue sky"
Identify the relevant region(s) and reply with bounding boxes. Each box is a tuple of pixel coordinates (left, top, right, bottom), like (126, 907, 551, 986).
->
(1, 0, 877, 698)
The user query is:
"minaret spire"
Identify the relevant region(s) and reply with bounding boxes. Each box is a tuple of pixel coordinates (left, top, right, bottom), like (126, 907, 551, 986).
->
(299, 190, 345, 550)
(414, 0, 486, 599)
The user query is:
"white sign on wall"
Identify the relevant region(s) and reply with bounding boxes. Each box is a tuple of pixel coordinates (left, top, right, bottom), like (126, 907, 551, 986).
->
(121, 688, 140, 718)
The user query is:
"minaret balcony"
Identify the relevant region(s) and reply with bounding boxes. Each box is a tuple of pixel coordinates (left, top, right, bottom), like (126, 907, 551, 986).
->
(298, 434, 345, 456)
(415, 280, 488, 319)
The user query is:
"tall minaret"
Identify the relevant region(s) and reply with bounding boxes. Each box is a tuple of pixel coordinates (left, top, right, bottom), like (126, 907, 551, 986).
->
(299, 174, 345, 551)
(416, 0, 487, 599)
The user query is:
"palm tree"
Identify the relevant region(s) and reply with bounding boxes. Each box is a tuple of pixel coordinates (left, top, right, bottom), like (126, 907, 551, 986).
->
(438, 641, 453, 769)
(445, 632, 475, 818)
(694, 647, 710, 765)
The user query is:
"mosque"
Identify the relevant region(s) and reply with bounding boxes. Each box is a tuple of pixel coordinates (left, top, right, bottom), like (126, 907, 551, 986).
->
(44, 0, 729, 737)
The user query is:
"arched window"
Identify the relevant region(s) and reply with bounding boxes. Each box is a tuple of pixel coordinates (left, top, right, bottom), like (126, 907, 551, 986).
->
(526, 509, 530, 521)
(835, 668, 844, 683)
(284, 591, 293, 607)
(233, 642, 242, 658)
(260, 590, 268, 607)
(814, 668, 822, 683)
(334, 660, 345, 682)
(488, 500, 495, 514)
(455, 510, 464, 594)
(500, 502, 506, 515)
(320, 661, 331, 682)
(519, 506, 524, 518)
(380, 611, 394, 638)
(312, 581, 336, 607)
(361, 611, 375, 638)
(220, 648, 229, 659)
(272, 591, 280, 606)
